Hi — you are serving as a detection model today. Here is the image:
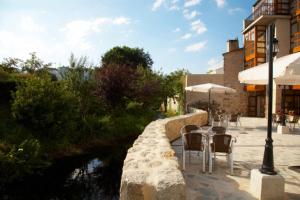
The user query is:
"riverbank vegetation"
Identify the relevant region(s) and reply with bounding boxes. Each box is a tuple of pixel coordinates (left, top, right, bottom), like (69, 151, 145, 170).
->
(0, 47, 186, 185)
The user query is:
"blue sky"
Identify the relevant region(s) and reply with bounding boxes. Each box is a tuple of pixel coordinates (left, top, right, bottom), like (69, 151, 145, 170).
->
(0, 0, 255, 74)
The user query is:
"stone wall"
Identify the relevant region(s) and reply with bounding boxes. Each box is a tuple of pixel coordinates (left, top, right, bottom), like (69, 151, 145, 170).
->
(120, 111, 208, 200)
(223, 48, 248, 114)
(185, 44, 248, 115)
(185, 74, 224, 110)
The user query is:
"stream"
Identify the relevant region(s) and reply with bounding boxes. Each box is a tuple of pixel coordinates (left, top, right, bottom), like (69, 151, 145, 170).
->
(1, 143, 131, 200)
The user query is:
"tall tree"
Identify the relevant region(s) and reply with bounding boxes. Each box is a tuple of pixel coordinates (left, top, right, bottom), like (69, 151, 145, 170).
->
(22, 52, 51, 74)
(101, 46, 153, 69)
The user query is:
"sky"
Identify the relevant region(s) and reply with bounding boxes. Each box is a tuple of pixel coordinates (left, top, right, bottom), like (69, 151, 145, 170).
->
(0, 0, 256, 74)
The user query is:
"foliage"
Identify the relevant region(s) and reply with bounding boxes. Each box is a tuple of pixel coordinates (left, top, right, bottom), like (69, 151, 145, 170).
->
(189, 99, 220, 114)
(64, 54, 104, 138)
(22, 52, 51, 74)
(0, 80, 18, 101)
(95, 64, 139, 109)
(101, 46, 153, 69)
(95, 63, 164, 113)
(0, 139, 50, 184)
(162, 69, 187, 114)
(99, 102, 156, 139)
(11, 74, 78, 141)
(0, 57, 22, 73)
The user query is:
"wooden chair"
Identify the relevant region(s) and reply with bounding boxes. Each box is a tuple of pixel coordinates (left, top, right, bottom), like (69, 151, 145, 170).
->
(180, 125, 206, 172)
(208, 134, 236, 175)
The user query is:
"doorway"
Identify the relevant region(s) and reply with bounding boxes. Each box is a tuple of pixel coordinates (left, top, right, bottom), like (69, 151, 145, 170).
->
(248, 92, 266, 117)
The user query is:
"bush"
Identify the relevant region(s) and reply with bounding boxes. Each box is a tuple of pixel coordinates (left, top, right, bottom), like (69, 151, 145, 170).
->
(0, 80, 18, 101)
(11, 75, 79, 141)
(0, 139, 50, 184)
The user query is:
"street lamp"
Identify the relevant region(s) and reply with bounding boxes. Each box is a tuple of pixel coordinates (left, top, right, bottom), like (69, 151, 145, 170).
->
(260, 24, 278, 175)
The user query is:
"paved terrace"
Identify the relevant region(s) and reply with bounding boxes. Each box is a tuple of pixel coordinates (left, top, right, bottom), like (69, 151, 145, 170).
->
(172, 117, 300, 200)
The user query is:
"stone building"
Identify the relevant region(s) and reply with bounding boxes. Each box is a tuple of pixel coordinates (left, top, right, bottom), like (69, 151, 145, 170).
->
(185, 39, 248, 115)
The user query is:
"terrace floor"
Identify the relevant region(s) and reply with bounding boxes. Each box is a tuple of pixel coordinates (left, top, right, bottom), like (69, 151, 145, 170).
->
(171, 117, 300, 200)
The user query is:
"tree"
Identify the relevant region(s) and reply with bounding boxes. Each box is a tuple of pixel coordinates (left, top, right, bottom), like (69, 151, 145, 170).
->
(0, 57, 22, 73)
(95, 63, 138, 109)
(162, 69, 187, 114)
(22, 52, 51, 74)
(65, 54, 97, 116)
(11, 74, 78, 140)
(101, 46, 153, 69)
(95, 64, 165, 111)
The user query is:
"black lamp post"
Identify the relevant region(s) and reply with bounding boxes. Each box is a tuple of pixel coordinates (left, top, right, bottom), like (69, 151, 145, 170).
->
(260, 24, 278, 175)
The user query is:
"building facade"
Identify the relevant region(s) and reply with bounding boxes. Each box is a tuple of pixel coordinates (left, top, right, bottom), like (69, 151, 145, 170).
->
(241, 0, 300, 116)
(185, 39, 248, 115)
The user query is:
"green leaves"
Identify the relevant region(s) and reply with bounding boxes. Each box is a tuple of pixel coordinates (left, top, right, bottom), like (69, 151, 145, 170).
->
(101, 46, 153, 69)
(11, 75, 78, 140)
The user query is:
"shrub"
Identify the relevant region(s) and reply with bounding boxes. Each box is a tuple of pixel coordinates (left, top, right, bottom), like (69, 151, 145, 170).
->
(11, 75, 79, 141)
(0, 139, 50, 184)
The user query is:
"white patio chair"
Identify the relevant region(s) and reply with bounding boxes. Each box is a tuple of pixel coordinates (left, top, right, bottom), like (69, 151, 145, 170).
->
(287, 115, 300, 130)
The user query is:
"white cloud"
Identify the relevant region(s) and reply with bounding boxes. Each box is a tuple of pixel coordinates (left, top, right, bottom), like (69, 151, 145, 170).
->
(191, 19, 207, 34)
(169, 0, 180, 11)
(228, 7, 243, 15)
(113, 17, 131, 25)
(180, 33, 192, 40)
(62, 17, 131, 50)
(170, 5, 180, 11)
(173, 27, 181, 32)
(215, 0, 226, 8)
(0, 30, 66, 63)
(183, 9, 201, 20)
(20, 16, 45, 32)
(184, 0, 201, 8)
(152, 0, 165, 11)
(184, 41, 207, 52)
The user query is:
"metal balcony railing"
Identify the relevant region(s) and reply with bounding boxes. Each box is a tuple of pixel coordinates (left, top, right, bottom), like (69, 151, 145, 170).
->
(245, 3, 290, 25)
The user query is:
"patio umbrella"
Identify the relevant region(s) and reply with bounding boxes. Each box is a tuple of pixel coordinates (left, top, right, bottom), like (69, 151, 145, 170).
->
(238, 52, 300, 85)
(185, 83, 236, 114)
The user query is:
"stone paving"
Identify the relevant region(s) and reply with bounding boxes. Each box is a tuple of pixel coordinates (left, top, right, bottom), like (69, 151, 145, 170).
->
(172, 119, 300, 200)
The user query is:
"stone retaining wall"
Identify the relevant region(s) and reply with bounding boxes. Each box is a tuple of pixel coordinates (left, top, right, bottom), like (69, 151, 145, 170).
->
(120, 111, 208, 200)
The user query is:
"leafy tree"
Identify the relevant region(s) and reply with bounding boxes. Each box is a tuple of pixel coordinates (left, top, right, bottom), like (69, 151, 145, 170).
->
(0, 57, 22, 73)
(11, 74, 78, 140)
(101, 46, 153, 69)
(22, 52, 51, 74)
(95, 63, 138, 110)
(162, 69, 187, 114)
(64, 54, 103, 136)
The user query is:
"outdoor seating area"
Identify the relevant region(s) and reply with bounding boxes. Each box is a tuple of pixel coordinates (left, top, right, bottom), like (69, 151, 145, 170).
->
(211, 111, 242, 127)
(172, 117, 300, 200)
(272, 113, 300, 130)
(180, 116, 237, 175)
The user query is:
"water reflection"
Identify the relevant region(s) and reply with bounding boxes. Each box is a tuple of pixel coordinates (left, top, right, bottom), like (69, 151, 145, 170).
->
(1, 144, 130, 200)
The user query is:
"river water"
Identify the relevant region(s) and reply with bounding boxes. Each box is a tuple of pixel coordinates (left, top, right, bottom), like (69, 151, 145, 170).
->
(1, 143, 130, 200)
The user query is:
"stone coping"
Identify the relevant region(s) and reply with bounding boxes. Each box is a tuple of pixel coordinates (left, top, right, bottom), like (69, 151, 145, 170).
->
(120, 110, 208, 200)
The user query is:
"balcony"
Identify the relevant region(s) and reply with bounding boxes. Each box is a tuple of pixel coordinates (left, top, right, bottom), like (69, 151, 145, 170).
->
(244, 2, 290, 29)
